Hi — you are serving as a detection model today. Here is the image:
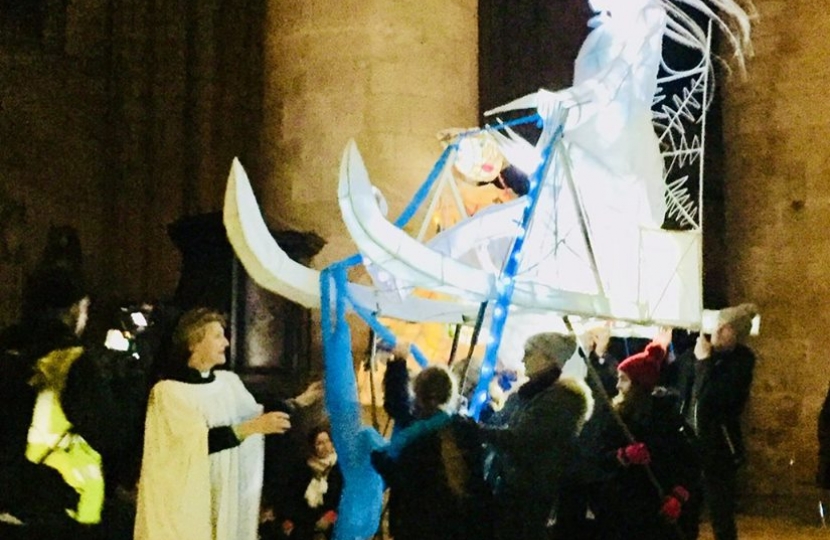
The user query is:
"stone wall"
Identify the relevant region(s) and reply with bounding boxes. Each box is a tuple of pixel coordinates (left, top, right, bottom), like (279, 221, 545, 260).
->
(721, 0, 829, 509)
(0, 2, 110, 325)
(0, 0, 479, 322)
(0, 0, 268, 323)
(261, 0, 479, 266)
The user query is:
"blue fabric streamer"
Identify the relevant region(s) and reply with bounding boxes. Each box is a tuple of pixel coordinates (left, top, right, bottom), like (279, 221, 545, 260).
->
(347, 296, 429, 368)
(394, 143, 455, 228)
(322, 267, 386, 540)
(485, 113, 541, 133)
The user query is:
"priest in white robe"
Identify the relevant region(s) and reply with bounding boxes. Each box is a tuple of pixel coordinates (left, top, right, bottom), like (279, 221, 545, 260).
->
(134, 308, 321, 540)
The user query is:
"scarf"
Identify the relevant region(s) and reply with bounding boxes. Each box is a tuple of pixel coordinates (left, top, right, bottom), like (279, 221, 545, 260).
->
(304, 452, 338, 508)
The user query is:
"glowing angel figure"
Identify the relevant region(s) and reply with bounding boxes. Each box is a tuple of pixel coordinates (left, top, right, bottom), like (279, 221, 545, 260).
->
(339, 0, 753, 329)
(482, 0, 752, 309)
(477, 0, 674, 317)
(489, 0, 752, 229)
(494, 0, 666, 227)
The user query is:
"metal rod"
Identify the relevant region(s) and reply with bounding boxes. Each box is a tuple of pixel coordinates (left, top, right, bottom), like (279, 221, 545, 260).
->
(465, 302, 489, 362)
(559, 142, 606, 296)
(447, 323, 462, 366)
(366, 329, 379, 431)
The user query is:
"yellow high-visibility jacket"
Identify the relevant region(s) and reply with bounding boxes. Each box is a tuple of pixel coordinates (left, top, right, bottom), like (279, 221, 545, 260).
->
(25, 347, 104, 525)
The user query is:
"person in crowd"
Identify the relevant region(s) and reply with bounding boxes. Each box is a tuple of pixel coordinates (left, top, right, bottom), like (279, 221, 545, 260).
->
(480, 332, 593, 540)
(484, 332, 580, 428)
(371, 342, 493, 540)
(0, 265, 123, 540)
(676, 303, 757, 540)
(818, 380, 830, 517)
(552, 323, 620, 540)
(582, 322, 620, 395)
(594, 341, 701, 540)
(658, 329, 697, 392)
(268, 425, 343, 540)
(134, 308, 322, 540)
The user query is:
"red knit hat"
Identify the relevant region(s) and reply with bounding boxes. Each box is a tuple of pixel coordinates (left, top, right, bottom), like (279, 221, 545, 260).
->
(617, 342, 667, 391)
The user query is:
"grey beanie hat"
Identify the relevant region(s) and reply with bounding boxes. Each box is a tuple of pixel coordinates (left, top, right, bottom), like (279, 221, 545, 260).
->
(523, 332, 577, 376)
(717, 303, 758, 341)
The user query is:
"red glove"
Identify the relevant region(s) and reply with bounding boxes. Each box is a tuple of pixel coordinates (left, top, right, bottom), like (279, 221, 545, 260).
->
(661, 495, 683, 522)
(322, 510, 337, 524)
(616, 442, 651, 466)
(281, 520, 294, 535)
(660, 486, 689, 523)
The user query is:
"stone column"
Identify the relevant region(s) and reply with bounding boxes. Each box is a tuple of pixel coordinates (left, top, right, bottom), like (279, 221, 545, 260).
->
(262, 0, 479, 266)
(721, 0, 830, 506)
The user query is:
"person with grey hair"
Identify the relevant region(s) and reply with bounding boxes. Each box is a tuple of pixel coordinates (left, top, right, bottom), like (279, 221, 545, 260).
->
(675, 303, 758, 540)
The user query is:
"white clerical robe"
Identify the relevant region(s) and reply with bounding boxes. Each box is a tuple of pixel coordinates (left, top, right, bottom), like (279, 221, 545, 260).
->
(134, 371, 264, 540)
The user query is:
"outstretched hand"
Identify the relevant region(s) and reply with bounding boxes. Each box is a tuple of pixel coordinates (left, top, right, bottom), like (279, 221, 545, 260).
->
(388, 340, 411, 362)
(238, 411, 291, 438)
(660, 486, 690, 523)
(484, 88, 572, 119)
(654, 326, 673, 348)
(316, 510, 337, 530)
(295, 380, 324, 408)
(694, 334, 712, 360)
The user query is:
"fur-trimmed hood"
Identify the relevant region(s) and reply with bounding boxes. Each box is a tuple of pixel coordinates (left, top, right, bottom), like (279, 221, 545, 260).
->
(480, 373, 597, 495)
(555, 376, 595, 435)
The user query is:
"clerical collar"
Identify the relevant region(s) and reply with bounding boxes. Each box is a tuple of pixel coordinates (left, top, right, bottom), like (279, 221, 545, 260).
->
(171, 367, 216, 384)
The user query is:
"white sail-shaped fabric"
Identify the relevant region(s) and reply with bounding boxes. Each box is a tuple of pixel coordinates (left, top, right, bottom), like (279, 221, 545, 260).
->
(223, 157, 480, 324)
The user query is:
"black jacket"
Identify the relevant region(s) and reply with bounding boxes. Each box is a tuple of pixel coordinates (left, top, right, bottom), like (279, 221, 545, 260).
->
(596, 390, 701, 540)
(481, 376, 591, 496)
(275, 461, 343, 540)
(676, 344, 755, 470)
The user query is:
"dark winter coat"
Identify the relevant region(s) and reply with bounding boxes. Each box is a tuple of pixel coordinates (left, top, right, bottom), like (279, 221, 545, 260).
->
(560, 352, 620, 488)
(676, 344, 755, 471)
(372, 416, 493, 540)
(480, 371, 592, 540)
(372, 359, 493, 540)
(482, 374, 592, 495)
(596, 390, 701, 540)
